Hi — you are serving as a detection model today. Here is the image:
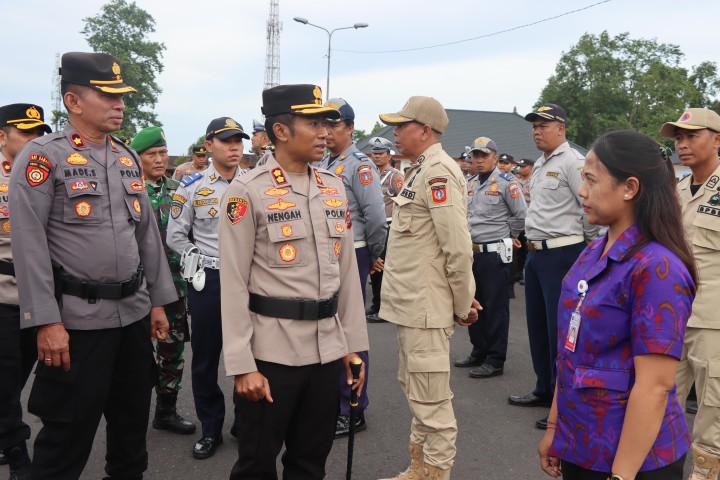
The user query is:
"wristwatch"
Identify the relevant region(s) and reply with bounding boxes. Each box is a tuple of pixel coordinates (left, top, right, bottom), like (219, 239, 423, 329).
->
(610, 475, 625, 480)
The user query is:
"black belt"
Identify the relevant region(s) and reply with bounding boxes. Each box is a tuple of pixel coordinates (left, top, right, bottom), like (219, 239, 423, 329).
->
(60, 266, 144, 304)
(249, 292, 339, 320)
(0, 260, 15, 277)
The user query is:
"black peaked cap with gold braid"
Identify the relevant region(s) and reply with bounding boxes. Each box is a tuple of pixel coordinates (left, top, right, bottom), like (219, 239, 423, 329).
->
(262, 84, 340, 118)
(60, 52, 137, 94)
(0, 103, 52, 133)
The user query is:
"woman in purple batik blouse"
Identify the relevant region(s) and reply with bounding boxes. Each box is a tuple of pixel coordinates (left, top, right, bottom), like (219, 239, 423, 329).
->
(538, 130, 698, 480)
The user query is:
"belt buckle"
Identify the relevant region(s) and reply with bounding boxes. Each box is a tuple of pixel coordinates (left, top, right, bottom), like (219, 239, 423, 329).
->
(317, 298, 333, 318)
(527, 240, 537, 253)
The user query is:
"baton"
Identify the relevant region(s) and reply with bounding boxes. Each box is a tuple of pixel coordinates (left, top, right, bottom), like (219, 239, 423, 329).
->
(346, 357, 363, 480)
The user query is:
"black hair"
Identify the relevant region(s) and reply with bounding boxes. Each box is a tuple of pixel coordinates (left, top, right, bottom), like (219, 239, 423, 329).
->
(591, 130, 698, 288)
(264, 113, 296, 145)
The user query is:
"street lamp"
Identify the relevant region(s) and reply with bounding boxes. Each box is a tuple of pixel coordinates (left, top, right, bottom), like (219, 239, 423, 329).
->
(293, 17, 368, 101)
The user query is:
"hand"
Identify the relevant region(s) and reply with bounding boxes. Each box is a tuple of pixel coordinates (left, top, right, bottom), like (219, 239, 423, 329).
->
(37, 323, 71, 371)
(235, 371, 274, 402)
(454, 299, 482, 326)
(512, 238, 522, 249)
(150, 306, 169, 341)
(342, 353, 366, 398)
(370, 257, 384, 274)
(538, 430, 561, 478)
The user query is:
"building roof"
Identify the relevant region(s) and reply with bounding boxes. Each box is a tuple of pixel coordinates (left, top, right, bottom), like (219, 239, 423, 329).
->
(357, 109, 587, 160)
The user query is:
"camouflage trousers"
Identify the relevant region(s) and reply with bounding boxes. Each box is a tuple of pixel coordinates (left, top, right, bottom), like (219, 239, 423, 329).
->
(155, 297, 190, 396)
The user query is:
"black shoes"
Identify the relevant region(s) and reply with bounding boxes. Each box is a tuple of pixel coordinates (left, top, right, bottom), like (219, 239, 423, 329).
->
(192, 435, 223, 459)
(334, 412, 367, 438)
(535, 417, 549, 430)
(6, 443, 31, 480)
(454, 356, 483, 368)
(153, 392, 197, 435)
(366, 313, 388, 323)
(469, 363, 504, 378)
(508, 392, 552, 407)
(686, 400, 698, 415)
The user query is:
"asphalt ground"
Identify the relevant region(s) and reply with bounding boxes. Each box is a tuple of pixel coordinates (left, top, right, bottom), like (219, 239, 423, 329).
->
(6, 283, 693, 479)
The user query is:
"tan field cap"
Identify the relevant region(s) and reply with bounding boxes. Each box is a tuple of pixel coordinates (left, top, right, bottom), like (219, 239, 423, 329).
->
(660, 108, 720, 137)
(379, 96, 449, 134)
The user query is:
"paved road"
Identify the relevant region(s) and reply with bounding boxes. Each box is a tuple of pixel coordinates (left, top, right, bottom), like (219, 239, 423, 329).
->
(6, 284, 692, 479)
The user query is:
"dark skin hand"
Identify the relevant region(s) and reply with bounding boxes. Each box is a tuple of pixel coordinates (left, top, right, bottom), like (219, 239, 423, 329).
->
(454, 298, 481, 326)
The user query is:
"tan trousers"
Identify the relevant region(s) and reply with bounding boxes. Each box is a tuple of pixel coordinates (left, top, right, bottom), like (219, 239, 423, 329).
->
(396, 325, 457, 470)
(676, 327, 720, 455)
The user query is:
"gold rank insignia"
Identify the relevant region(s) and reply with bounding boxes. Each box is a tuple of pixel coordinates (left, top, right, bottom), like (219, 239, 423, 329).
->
(66, 153, 88, 165)
(279, 243, 297, 262)
(335, 165, 345, 175)
(0, 184, 7, 193)
(264, 187, 289, 197)
(323, 198, 343, 208)
(313, 86, 322, 105)
(112, 62, 121, 76)
(26, 106, 41, 119)
(267, 198, 297, 211)
(490, 183, 498, 192)
(196, 187, 215, 197)
(118, 156, 134, 167)
(208, 207, 218, 217)
(70, 132, 86, 149)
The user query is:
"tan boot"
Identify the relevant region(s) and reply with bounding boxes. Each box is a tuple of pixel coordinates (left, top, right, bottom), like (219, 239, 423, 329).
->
(378, 442, 425, 480)
(423, 464, 451, 480)
(690, 443, 720, 480)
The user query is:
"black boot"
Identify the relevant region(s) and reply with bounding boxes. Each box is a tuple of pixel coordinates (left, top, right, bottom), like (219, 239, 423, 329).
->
(6, 442, 31, 480)
(153, 391, 197, 435)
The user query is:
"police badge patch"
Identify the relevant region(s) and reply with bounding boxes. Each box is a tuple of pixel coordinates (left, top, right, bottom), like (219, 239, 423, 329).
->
(171, 202, 183, 219)
(226, 197, 248, 224)
(431, 185, 447, 204)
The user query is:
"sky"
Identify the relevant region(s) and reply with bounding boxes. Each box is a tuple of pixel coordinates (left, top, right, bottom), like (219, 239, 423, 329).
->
(3, 0, 719, 154)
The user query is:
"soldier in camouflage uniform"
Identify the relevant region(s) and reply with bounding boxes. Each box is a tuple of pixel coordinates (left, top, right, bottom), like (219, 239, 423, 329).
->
(131, 127, 196, 435)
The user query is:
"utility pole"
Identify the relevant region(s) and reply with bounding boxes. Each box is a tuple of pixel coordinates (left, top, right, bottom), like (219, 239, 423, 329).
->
(263, 0, 282, 90)
(50, 53, 62, 130)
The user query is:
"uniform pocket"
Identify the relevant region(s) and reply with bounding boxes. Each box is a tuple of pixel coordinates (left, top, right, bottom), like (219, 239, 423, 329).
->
(541, 178, 559, 190)
(692, 213, 720, 251)
(63, 181, 103, 224)
(326, 218, 346, 264)
(406, 352, 451, 402)
(266, 221, 307, 267)
(392, 204, 412, 233)
(28, 362, 81, 423)
(703, 361, 720, 407)
(572, 366, 631, 392)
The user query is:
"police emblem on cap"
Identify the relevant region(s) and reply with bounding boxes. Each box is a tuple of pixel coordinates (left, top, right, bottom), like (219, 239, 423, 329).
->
(226, 118, 238, 128)
(26, 106, 41, 120)
(112, 62, 121, 76)
(313, 86, 322, 104)
(679, 111, 692, 122)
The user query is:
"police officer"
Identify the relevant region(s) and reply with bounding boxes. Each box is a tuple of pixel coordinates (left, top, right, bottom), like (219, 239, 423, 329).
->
(0, 103, 51, 479)
(9, 52, 176, 479)
(130, 126, 196, 436)
(167, 116, 249, 459)
(218, 83, 368, 479)
(511, 157, 535, 286)
(250, 118, 274, 168)
(319, 97, 387, 437)
(366, 136, 403, 323)
(454, 137, 526, 379)
(662, 108, 720, 480)
(377, 96, 479, 480)
(173, 145, 209, 181)
(508, 104, 599, 431)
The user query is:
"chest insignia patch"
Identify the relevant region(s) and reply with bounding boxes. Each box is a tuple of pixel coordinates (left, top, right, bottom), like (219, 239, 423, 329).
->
(279, 243, 297, 262)
(196, 187, 214, 197)
(318, 187, 338, 195)
(226, 197, 248, 224)
(323, 198, 343, 208)
(335, 165, 345, 175)
(66, 153, 88, 165)
(75, 200, 92, 217)
(431, 185, 447, 204)
(129, 181, 144, 192)
(267, 198, 296, 211)
(281, 224, 293, 237)
(265, 187, 289, 196)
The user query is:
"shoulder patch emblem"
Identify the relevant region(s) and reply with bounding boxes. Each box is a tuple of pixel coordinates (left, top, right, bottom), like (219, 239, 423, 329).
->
(196, 187, 214, 197)
(707, 175, 719, 189)
(394, 176, 404, 191)
(508, 183, 521, 199)
(335, 165, 345, 175)
(318, 187, 338, 195)
(358, 166, 373, 185)
(66, 153, 88, 165)
(171, 202, 183, 219)
(132, 198, 141, 214)
(75, 200, 92, 217)
(267, 198, 296, 211)
(26, 153, 52, 187)
(118, 156, 134, 167)
(431, 185, 447, 204)
(264, 187, 289, 196)
(129, 180, 144, 192)
(313, 168, 325, 186)
(172, 193, 187, 204)
(279, 243, 297, 262)
(323, 198, 344, 208)
(428, 177, 447, 186)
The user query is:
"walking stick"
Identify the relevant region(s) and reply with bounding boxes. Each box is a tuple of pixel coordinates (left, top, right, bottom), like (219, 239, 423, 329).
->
(346, 357, 363, 480)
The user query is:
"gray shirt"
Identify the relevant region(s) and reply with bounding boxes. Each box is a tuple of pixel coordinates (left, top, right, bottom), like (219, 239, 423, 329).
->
(167, 163, 244, 258)
(525, 142, 600, 241)
(467, 167, 527, 243)
(320, 143, 387, 260)
(9, 124, 177, 329)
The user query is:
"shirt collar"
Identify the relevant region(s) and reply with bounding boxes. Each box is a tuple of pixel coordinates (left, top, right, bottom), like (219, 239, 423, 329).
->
(582, 224, 645, 282)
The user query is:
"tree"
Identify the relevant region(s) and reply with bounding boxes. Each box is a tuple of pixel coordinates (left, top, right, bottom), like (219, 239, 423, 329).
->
(537, 31, 719, 147)
(81, 0, 166, 139)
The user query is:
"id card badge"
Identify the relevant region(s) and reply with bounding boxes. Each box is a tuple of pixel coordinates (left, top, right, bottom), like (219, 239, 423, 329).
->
(564, 311, 581, 352)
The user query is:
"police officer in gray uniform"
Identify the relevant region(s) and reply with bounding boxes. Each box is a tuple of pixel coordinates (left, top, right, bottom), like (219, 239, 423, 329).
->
(319, 97, 387, 437)
(167, 116, 249, 459)
(454, 137, 526, 379)
(9, 51, 177, 480)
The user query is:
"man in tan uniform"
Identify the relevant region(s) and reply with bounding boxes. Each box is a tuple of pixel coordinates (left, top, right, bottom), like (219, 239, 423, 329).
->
(173, 145, 209, 181)
(219, 84, 369, 479)
(662, 108, 720, 480)
(378, 96, 479, 480)
(0, 103, 51, 479)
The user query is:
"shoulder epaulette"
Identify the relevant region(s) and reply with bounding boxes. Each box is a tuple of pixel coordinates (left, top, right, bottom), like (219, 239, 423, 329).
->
(352, 151, 369, 161)
(34, 131, 63, 146)
(499, 172, 514, 182)
(238, 167, 266, 185)
(180, 172, 203, 187)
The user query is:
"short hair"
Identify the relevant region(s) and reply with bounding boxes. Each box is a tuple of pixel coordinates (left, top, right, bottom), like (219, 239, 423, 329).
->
(265, 113, 296, 145)
(60, 81, 86, 111)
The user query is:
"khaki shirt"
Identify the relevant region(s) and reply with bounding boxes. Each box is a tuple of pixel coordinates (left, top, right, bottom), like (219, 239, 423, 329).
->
(173, 161, 208, 181)
(218, 154, 369, 375)
(0, 153, 17, 305)
(379, 143, 475, 328)
(678, 163, 720, 329)
(525, 142, 600, 241)
(9, 124, 177, 329)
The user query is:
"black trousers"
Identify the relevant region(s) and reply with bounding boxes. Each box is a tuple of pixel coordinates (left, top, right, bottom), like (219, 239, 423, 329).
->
(560, 454, 686, 480)
(467, 252, 510, 368)
(230, 359, 341, 480)
(0, 303, 36, 451)
(29, 316, 155, 480)
(369, 222, 390, 313)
